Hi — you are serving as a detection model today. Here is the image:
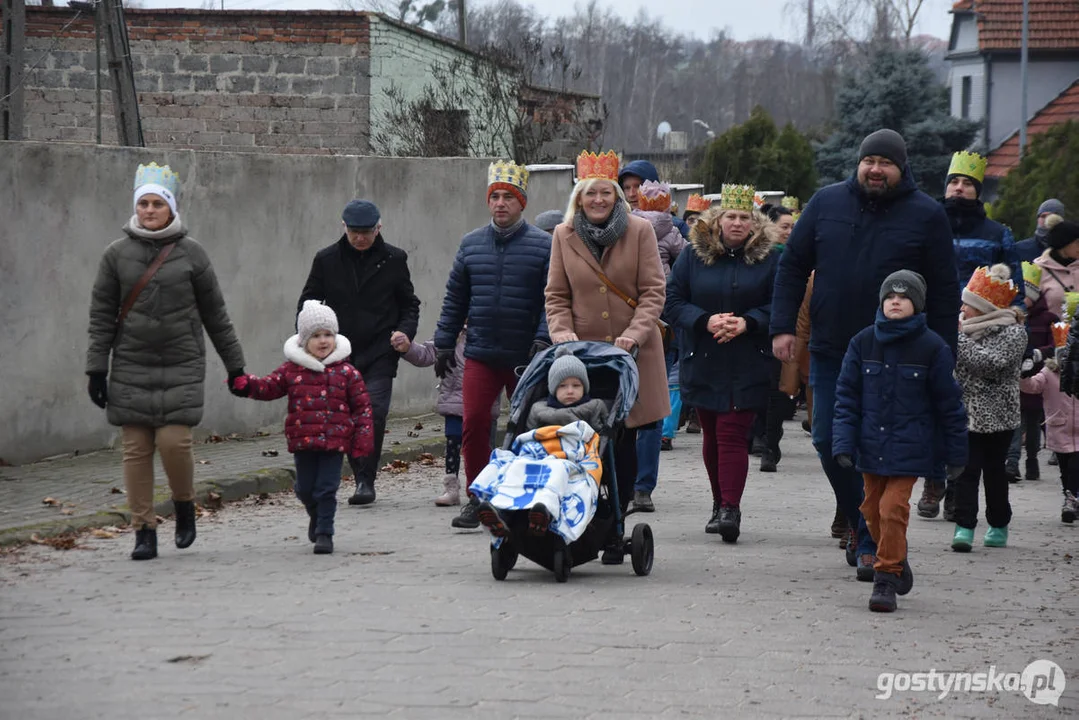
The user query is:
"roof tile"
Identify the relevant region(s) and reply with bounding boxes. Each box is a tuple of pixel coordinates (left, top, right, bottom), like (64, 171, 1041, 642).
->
(986, 79, 1079, 177)
(953, 0, 1079, 51)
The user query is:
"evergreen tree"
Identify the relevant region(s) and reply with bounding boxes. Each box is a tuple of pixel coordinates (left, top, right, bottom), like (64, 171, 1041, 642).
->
(815, 49, 979, 197)
(993, 121, 1079, 238)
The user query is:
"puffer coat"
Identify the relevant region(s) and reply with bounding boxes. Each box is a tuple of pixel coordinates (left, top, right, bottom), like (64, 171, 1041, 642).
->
(241, 334, 374, 457)
(400, 335, 499, 420)
(86, 216, 245, 428)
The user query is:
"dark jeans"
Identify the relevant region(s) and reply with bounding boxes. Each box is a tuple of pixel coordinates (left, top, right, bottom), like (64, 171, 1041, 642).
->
(614, 426, 643, 513)
(444, 414, 462, 476)
(1006, 409, 1043, 466)
(294, 451, 344, 536)
(1055, 452, 1079, 495)
(347, 374, 394, 485)
(810, 353, 876, 556)
(635, 424, 662, 493)
(954, 430, 1014, 530)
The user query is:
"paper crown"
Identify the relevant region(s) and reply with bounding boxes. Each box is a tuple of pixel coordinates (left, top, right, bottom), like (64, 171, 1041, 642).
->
(637, 180, 672, 212)
(791, 212, 801, 223)
(966, 265, 1018, 309)
(133, 162, 180, 196)
(753, 192, 765, 209)
(576, 150, 620, 181)
(1062, 292, 1079, 323)
(488, 160, 529, 192)
(719, 184, 756, 213)
(781, 196, 800, 211)
(1053, 322, 1071, 348)
(1022, 261, 1042, 288)
(685, 194, 711, 213)
(948, 151, 987, 184)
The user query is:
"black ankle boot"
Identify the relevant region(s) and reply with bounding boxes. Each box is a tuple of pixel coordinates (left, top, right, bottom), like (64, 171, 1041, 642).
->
(174, 500, 197, 549)
(131, 525, 158, 560)
(705, 503, 722, 534)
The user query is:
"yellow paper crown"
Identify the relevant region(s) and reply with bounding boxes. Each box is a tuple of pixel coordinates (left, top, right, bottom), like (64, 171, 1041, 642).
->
(487, 160, 529, 192)
(720, 184, 756, 213)
(781, 196, 800, 211)
(576, 150, 620, 181)
(1053, 322, 1071, 348)
(133, 162, 181, 196)
(967, 266, 1018, 309)
(637, 180, 672, 212)
(1022, 261, 1042, 288)
(948, 151, 987, 184)
(686, 194, 711, 213)
(1062, 292, 1079, 322)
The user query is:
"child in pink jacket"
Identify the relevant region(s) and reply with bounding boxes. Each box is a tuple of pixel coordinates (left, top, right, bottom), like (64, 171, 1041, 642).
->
(1020, 321, 1079, 523)
(231, 301, 373, 554)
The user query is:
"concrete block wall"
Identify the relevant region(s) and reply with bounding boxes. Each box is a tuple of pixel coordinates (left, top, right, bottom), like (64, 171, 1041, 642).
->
(9, 9, 373, 154)
(0, 141, 576, 464)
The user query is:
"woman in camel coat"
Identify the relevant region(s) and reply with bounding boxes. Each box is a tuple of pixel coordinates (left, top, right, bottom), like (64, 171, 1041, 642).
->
(545, 166, 670, 550)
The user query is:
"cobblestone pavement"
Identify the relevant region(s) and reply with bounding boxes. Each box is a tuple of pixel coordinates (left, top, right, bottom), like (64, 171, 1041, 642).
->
(1, 423, 1076, 719)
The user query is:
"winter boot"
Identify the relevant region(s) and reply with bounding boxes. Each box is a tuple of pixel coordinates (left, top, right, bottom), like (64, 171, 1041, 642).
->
(830, 507, 846, 541)
(869, 571, 899, 613)
(897, 559, 914, 596)
(451, 496, 481, 529)
(348, 477, 376, 506)
(528, 503, 552, 536)
(942, 486, 957, 522)
(313, 534, 334, 554)
(434, 474, 461, 506)
(478, 501, 511, 537)
(631, 491, 655, 513)
(916, 481, 944, 519)
(705, 502, 722, 534)
(131, 525, 158, 561)
(660, 437, 673, 451)
(845, 527, 857, 566)
(951, 525, 974, 552)
(173, 499, 197, 549)
(717, 506, 741, 543)
(856, 553, 877, 582)
(1063, 491, 1078, 524)
(983, 525, 1009, 547)
(760, 448, 780, 473)
(1025, 457, 1040, 481)
(1049, 452, 1059, 466)
(1005, 461, 1021, 483)
(686, 410, 701, 434)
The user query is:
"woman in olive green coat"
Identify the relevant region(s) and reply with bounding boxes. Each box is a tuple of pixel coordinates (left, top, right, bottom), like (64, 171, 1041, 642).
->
(86, 162, 245, 561)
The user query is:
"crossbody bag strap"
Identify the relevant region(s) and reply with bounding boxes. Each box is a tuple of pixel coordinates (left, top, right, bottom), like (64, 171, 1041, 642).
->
(117, 242, 177, 325)
(594, 268, 639, 309)
(1043, 266, 1074, 294)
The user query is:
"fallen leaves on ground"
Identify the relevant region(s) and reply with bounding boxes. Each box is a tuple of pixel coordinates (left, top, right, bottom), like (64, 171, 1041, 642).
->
(60, 508, 74, 516)
(380, 459, 410, 474)
(203, 492, 223, 510)
(41, 497, 61, 506)
(413, 422, 424, 430)
(196, 459, 211, 465)
(406, 430, 419, 437)
(109, 487, 124, 494)
(90, 528, 117, 539)
(205, 435, 225, 443)
(166, 654, 211, 664)
(261, 449, 279, 457)
(29, 533, 82, 550)
(417, 453, 436, 466)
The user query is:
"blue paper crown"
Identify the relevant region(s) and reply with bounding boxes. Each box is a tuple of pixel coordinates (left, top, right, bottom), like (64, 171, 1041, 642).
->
(133, 162, 181, 197)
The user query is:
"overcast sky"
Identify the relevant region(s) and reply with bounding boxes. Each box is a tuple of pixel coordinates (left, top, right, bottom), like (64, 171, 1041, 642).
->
(137, 0, 957, 43)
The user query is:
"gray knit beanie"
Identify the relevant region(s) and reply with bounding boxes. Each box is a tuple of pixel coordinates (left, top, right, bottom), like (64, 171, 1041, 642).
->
(1038, 198, 1066, 218)
(548, 346, 589, 395)
(880, 269, 927, 314)
(859, 129, 908, 168)
(535, 210, 563, 233)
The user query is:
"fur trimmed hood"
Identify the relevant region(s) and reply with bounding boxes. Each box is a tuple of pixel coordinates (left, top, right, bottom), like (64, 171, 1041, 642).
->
(284, 333, 353, 372)
(688, 207, 778, 266)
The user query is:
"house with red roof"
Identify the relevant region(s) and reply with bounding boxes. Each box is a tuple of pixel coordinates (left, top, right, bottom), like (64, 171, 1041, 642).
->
(947, 0, 1079, 158)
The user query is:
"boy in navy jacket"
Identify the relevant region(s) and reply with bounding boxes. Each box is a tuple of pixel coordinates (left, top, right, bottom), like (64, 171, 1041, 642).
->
(833, 270, 968, 612)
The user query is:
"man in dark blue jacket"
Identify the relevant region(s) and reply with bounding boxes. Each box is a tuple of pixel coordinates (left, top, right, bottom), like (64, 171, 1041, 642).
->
(770, 129, 960, 579)
(1015, 198, 1068, 262)
(619, 159, 690, 238)
(435, 161, 552, 529)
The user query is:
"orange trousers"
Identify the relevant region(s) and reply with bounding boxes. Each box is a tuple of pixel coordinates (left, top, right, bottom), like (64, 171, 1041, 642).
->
(859, 474, 917, 576)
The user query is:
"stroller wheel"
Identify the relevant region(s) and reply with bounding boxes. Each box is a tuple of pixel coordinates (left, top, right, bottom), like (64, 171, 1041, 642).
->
(491, 543, 517, 581)
(553, 547, 571, 583)
(631, 523, 654, 577)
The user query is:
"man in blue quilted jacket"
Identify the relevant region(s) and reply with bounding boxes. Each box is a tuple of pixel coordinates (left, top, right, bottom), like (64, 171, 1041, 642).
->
(435, 161, 552, 529)
(770, 129, 960, 581)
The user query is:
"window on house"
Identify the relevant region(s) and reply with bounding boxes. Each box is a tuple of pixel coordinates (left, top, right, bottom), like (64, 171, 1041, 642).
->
(961, 76, 973, 120)
(422, 108, 470, 156)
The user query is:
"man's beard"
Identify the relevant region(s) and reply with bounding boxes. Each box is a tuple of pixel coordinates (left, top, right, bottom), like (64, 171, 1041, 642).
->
(859, 177, 894, 197)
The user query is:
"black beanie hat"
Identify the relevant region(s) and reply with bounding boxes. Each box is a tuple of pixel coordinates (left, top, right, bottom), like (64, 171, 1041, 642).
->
(859, 129, 908, 168)
(880, 269, 927, 314)
(1047, 214, 1079, 251)
(945, 173, 983, 198)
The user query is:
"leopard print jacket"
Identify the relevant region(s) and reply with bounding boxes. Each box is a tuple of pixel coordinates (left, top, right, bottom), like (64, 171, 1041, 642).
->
(954, 324, 1028, 433)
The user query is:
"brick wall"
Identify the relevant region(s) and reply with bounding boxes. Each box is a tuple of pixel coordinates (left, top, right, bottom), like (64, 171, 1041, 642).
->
(6, 9, 372, 154)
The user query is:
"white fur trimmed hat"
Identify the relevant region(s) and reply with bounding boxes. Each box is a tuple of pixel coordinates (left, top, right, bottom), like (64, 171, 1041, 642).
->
(297, 300, 338, 347)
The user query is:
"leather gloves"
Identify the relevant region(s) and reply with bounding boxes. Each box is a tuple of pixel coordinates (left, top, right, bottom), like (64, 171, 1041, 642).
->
(836, 454, 854, 470)
(946, 465, 965, 481)
(87, 373, 108, 409)
(434, 349, 457, 379)
(227, 368, 249, 398)
(529, 339, 551, 360)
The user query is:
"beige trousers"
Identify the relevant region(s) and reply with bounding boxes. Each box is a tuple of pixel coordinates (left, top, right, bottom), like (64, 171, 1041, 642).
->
(121, 425, 195, 529)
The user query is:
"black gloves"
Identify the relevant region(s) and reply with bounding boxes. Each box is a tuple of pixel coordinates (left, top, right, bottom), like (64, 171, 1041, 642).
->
(946, 465, 965, 481)
(227, 368, 248, 398)
(529, 339, 551, 360)
(434, 349, 457, 379)
(836, 454, 853, 470)
(1062, 352, 1079, 398)
(87, 373, 108, 409)
(1020, 349, 1044, 379)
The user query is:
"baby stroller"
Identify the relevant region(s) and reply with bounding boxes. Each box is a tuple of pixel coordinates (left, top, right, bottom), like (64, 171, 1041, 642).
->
(485, 341, 654, 582)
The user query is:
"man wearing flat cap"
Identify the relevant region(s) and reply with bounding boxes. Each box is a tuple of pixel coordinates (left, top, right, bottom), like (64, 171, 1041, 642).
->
(299, 199, 421, 506)
(770, 128, 959, 582)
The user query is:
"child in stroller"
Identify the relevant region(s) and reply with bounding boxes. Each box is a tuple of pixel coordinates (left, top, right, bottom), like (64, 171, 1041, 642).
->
(468, 342, 654, 582)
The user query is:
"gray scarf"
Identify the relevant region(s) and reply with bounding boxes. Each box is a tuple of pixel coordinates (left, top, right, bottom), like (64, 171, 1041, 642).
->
(491, 216, 525, 240)
(574, 203, 628, 261)
(123, 213, 186, 242)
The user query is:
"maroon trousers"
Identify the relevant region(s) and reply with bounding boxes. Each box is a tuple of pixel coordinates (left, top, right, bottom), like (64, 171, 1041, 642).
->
(696, 409, 756, 508)
(462, 358, 519, 490)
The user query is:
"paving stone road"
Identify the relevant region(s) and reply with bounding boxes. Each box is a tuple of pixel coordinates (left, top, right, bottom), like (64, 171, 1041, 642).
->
(1, 425, 1076, 719)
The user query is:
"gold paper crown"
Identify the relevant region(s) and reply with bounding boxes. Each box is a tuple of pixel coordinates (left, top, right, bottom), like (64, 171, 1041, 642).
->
(686, 194, 711, 213)
(1053, 322, 1071, 348)
(487, 160, 529, 192)
(720, 184, 756, 213)
(1022, 261, 1042, 289)
(948, 151, 987, 184)
(791, 212, 801, 223)
(967, 266, 1018, 308)
(637, 180, 672, 212)
(781, 196, 800, 211)
(133, 162, 181, 196)
(1063, 292, 1079, 322)
(576, 150, 620, 181)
